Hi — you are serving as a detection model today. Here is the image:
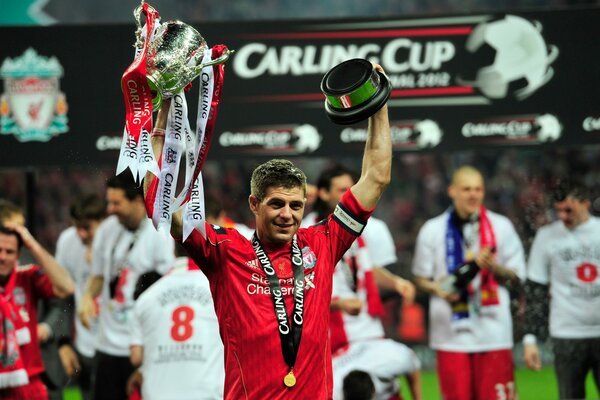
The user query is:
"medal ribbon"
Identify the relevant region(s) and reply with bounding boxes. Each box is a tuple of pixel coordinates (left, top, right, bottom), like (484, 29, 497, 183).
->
(252, 234, 304, 377)
(478, 207, 499, 306)
(117, 3, 159, 181)
(446, 206, 499, 321)
(155, 92, 188, 232)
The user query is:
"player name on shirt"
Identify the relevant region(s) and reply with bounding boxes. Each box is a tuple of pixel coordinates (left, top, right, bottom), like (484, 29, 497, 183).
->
(569, 283, 600, 299)
(155, 343, 207, 363)
(157, 284, 213, 306)
(557, 246, 600, 262)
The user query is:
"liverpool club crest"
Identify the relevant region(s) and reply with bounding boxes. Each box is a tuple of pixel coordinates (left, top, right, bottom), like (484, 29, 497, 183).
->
(0, 48, 69, 142)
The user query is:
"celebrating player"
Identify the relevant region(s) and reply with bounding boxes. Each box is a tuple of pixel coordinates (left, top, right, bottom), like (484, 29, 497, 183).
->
(144, 65, 392, 399)
(302, 164, 420, 400)
(78, 172, 174, 400)
(523, 179, 600, 399)
(412, 166, 525, 400)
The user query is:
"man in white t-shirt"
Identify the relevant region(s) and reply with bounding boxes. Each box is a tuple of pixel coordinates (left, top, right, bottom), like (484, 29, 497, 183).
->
(55, 193, 106, 400)
(412, 165, 525, 400)
(129, 249, 224, 400)
(303, 164, 420, 400)
(78, 171, 174, 400)
(523, 179, 600, 399)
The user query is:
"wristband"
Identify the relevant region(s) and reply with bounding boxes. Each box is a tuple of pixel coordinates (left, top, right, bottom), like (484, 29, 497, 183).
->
(150, 128, 165, 137)
(523, 333, 537, 345)
(57, 336, 72, 348)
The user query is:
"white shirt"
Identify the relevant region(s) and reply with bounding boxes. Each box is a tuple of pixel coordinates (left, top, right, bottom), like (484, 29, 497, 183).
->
(303, 212, 385, 343)
(331, 238, 385, 342)
(55, 227, 97, 357)
(527, 216, 600, 338)
(92, 216, 174, 356)
(412, 209, 526, 352)
(303, 213, 397, 268)
(130, 258, 224, 400)
(233, 223, 254, 240)
(362, 217, 398, 268)
(332, 339, 420, 400)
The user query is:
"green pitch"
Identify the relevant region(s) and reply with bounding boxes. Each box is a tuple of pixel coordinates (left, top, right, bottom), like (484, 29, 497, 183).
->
(400, 367, 599, 400)
(61, 367, 599, 399)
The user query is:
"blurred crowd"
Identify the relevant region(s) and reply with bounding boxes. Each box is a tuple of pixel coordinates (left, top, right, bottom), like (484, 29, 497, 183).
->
(1, 145, 599, 346)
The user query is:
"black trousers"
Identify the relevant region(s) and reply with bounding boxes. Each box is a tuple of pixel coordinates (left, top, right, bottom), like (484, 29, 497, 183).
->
(92, 351, 134, 400)
(553, 337, 600, 399)
(75, 349, 96, 400)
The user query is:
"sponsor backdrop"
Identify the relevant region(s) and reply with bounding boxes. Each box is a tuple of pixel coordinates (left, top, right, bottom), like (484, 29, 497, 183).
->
(1, 7, 600, 167)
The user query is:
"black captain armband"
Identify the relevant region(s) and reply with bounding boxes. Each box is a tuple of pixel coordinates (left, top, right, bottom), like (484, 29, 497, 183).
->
(332, 203, 367, 236)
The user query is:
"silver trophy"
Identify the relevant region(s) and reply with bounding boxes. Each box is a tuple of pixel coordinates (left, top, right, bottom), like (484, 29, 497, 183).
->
(133, 4, 233, 110)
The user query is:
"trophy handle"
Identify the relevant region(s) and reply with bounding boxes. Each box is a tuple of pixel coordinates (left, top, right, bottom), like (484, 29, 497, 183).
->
(191, 48, 235, 75)
(133, 1, 158, 49)
(133, 2, 144, 48)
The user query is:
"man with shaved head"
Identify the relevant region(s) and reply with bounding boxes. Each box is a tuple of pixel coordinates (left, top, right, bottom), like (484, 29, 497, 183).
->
(412, 165, 525, 400)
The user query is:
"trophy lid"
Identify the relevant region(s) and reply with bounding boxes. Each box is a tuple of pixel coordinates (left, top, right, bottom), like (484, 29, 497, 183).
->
(321, 58, 392, 125)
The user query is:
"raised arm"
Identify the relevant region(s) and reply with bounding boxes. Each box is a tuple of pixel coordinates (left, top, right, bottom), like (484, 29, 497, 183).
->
(349, 64, 392, 210)
(143, 99, 183, 240)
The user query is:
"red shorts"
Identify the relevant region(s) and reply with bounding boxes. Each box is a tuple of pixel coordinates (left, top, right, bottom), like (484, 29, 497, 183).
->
(0, 375, 48, 400)
(436, 349, 515, 400)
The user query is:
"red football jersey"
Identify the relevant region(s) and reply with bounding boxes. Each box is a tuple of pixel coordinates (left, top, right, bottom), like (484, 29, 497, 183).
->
(183, 190, 372, 399)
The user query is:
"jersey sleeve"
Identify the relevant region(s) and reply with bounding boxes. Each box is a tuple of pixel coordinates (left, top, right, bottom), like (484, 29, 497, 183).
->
(326, 189, 374, 264)
(497, 218, 526, 282)
(181, 222, 240, 275)
(30, 265, 56, 299)
(526, 227, 551, 284)
(411, 221, 436, 279)
(363, 219, 397, 267)
(55, 230, 73, 277)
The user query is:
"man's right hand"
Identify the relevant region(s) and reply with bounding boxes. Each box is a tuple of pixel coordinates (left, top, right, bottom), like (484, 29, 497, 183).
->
(523, 343, 542, 371)
(432, 281, 460, 303)
(78, 293, 98, 329)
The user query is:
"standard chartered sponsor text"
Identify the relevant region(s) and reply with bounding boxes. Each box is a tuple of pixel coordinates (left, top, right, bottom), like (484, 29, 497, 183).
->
(247, 273, 308, 295)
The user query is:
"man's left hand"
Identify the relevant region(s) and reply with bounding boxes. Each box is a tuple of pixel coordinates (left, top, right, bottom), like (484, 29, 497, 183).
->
(3, 221, 36, 250)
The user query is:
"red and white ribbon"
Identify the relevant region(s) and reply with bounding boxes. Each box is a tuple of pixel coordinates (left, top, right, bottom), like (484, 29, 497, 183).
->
(145, 46, 227, 240)
(117, 3, 161, 182)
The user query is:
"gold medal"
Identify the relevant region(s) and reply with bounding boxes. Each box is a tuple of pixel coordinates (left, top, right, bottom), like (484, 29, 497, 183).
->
(284, 370, 296, 388)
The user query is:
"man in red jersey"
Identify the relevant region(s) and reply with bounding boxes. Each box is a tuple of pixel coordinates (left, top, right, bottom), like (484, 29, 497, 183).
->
(144, 64, 392, 399)
(0, 201, 75, 399)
